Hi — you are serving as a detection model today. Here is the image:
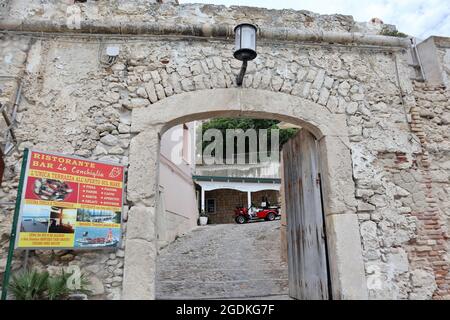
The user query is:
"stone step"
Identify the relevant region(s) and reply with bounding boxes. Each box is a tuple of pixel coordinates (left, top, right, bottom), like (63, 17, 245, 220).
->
(159, 241, 282, 254)
(160, 250, 281, 258)
(159, 295, 292, 300)
(158, 255, 286, 262)
(155, 221, 288, 299)
(157, 267, 287, 282)
(157, 258, 287, 270)
(219, 294, 292, 300)
(156, 279, 289, 300)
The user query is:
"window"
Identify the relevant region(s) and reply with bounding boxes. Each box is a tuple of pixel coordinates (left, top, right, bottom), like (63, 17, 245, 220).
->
(206, 199, 216, 213)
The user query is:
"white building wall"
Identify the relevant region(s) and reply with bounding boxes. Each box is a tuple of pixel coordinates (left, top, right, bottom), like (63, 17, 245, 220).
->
(157, 123, 198, 248)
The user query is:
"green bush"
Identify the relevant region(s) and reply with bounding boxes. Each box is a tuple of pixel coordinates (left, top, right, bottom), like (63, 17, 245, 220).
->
(379, 27, 408, 38)
(9, 268, 92, 300)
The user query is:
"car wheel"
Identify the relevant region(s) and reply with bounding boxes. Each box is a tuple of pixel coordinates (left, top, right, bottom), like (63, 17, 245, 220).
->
(266, 212, 275, 221)
(235, 215, 246, 224)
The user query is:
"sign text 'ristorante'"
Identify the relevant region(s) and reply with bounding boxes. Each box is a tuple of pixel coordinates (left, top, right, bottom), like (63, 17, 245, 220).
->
(15, 150, 125, 249)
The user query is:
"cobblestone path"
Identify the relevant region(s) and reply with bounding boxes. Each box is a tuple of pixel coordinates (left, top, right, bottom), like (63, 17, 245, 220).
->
(156, 220, 289, 299)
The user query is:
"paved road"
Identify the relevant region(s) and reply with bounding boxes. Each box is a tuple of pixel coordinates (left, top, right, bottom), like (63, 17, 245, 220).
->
(156, 220, 289, 300)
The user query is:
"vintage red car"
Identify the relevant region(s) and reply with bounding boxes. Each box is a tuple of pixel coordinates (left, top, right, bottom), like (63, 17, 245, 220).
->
(234, 201, 281, 224)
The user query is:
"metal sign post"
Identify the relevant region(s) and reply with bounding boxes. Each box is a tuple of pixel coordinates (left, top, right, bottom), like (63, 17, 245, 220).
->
(1, 148, 29, 300)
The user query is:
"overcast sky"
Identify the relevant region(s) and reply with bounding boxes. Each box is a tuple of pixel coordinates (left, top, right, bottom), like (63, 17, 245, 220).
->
(180, 0, 450, 39)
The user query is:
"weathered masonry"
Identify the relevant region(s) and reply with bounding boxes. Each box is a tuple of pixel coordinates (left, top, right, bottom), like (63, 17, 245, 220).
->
(0, 1, 449, 300)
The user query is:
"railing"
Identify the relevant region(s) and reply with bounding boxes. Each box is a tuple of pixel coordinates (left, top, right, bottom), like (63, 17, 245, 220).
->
(196, 159, 281, 179)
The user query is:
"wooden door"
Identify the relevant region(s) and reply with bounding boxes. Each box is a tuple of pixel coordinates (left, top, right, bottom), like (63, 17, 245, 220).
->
(282, 129, 329, 300)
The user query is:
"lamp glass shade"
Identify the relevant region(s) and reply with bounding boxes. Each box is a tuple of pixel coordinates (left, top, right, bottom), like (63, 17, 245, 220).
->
(234, 23, 257, 61)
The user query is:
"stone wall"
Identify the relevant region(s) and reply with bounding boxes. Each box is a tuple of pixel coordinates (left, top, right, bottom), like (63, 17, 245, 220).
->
(0, 34, 128, 300)
(439, 44, 450, 86)
(417, 37, 450, 88)
(0, 1, 360, 34)
(0, 1, 448, 300)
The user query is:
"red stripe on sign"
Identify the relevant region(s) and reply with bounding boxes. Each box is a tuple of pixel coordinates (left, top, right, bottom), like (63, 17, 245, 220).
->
(29, 151, 124, 182)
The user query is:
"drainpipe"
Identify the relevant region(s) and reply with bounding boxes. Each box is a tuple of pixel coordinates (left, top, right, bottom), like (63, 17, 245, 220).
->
(0, 20, 411, 48)
(409, 37, 426, 82)
(3, 81, 21, 155)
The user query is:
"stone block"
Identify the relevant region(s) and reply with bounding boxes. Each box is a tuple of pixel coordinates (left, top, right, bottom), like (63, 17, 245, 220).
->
(87, 275, 105, 296)
(126, 206, 156, 242)
(325, 213, 368, 299)
(122, 239, 156, 300)
(319, 135, 357, 215)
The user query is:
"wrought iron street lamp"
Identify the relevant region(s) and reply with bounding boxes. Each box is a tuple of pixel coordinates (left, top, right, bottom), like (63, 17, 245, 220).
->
(233, 23, 257, 86)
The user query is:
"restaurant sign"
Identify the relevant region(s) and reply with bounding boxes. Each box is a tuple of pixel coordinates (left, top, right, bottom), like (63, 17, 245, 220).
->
(14, 149, 125, 249)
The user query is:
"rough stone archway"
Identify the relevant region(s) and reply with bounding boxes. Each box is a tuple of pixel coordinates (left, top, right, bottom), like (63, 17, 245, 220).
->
(123, 88, 368, 300)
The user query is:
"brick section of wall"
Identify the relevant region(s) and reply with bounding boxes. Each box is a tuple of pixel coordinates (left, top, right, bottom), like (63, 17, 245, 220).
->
(205, 189, 279, 224)
(205, 189, 245, 224)
(410, 81, 450, 299)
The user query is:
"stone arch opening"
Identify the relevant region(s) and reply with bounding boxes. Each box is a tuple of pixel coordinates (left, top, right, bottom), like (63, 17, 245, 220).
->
(123, 88, 368, 300)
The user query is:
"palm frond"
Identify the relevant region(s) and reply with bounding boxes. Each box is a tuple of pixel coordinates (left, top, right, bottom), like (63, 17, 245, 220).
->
(9, 268, 93, 300)
(46, 272, 70, 300)
(9, 269, 49, 300)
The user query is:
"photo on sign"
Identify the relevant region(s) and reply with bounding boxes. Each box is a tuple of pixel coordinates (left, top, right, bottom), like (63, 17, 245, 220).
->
(74, 227, 121, 248)
(48, 207, 77, 234)
(20, 204, 51, 233)
(25, 177, 78, 203)
(76, 208, 121, 224)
